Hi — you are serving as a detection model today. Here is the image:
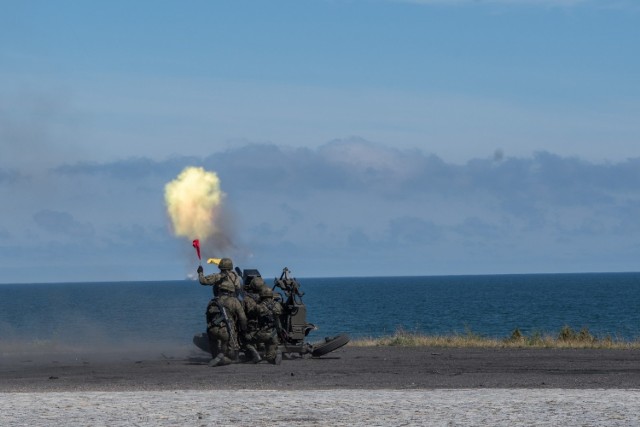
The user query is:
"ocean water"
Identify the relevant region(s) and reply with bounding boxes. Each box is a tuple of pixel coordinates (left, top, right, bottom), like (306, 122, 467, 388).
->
(1, 272, 639, 353)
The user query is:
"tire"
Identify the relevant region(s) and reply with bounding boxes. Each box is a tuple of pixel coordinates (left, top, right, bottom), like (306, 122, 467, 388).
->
(311, 334, 350, 357)
(193, 333, 210, 353)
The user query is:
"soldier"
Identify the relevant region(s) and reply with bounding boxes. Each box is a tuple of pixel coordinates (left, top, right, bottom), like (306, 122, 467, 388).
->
(197, 257, 243, 298)
(242, 276, 269, 363)
(250, 286, 283, 365)
(243, 276, 268, 315)
(205, 280, 248, 367)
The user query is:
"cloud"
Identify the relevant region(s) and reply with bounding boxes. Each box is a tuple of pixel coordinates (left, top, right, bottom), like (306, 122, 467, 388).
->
(391, 0, 640, 12)
(452, 216, 506, 240)
(5, 138, 640, 282)
(387, 217, 443, 245)
(37, 139, 640, 220)
(396, 0, 587, 6)
(0, 168, 21, 183)
(54, 157, 197, 180)
(33, 210, 95, 238)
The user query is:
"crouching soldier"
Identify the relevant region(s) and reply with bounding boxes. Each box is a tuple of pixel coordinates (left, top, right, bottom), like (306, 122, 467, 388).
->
(249, 286, 283, 365)
(206, 281, 248, 367)
(242, 276, 269, 363)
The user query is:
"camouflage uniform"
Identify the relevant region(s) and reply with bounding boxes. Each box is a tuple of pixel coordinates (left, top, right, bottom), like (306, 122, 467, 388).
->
(198, 258, 243, 298)
(249, 287, 283, 364)
(242, 276, 269, 363)
(206, 281, 248, 367)
(243, 276, 268, 318)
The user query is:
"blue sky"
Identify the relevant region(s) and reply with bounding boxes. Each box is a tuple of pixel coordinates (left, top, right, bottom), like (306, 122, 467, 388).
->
(1, 0, 639, 283)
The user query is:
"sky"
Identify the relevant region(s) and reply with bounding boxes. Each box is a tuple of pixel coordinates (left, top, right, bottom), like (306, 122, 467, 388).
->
(1, 0, 639, 283)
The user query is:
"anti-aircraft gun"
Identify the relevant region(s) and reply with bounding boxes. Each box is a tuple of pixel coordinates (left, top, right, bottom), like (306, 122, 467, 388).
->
(193, 266, 350, 359)
(272, 267, 349, 357)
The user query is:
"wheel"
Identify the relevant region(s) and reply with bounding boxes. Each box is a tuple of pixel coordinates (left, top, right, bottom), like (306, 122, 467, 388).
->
(193, 333, 210, 353)
(311, 334, 350, 357)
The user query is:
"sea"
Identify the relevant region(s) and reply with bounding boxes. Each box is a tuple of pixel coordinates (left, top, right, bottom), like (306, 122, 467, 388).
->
(1, 272, 640, 354)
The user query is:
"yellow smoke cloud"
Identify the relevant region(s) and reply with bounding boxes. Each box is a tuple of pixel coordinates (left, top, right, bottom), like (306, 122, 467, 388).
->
(164, 166, 224, 241)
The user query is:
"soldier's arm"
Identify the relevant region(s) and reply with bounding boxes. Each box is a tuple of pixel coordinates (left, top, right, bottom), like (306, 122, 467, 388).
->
(243, 298, 257, 315)
(199, 272, 219, 286)
(274, 303, 284, 334)
(233, 274, 244, 298)
(254, 303, 268, 317)
(233, 301, 248, 332)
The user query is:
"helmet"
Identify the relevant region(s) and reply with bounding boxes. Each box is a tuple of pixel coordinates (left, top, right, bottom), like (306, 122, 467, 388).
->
(218, 280, 235, 293)
(248, 276, 264, 291)
(218, 258, 233, 271)
(260, 287, 274, 298)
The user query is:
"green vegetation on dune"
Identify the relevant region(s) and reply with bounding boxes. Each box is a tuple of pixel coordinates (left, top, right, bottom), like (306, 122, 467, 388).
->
(349, 326, 640, 349)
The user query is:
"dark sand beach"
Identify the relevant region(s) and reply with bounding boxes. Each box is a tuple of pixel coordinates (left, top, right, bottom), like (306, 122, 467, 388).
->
(3, 346, 640, 392)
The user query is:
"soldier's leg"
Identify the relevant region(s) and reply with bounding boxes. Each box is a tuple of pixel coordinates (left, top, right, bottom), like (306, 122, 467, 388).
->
(215, 328, 240, 365)
(264, 332, 282, 365)
(210, 336, 230, 367)
(206, 330, 220, 359)
(207, 327, 225, 367)
(244, 342, 262, 363)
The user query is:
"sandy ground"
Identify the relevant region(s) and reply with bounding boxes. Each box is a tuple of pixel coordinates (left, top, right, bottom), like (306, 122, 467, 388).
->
(2, 346, 640, 425)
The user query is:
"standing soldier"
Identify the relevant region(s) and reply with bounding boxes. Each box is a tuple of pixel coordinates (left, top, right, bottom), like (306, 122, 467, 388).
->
(197, 257, 243, 297)
(205, 280, 248, 367)
(251, 286, 283, 365)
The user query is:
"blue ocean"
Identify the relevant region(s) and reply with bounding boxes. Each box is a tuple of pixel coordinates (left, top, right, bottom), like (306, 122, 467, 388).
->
(1, 272, 639, 353)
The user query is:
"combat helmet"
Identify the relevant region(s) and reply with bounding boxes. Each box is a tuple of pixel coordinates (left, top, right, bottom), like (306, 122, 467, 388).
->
(218, 258, 233, 271)
(218, 280, 236, 294)
(248, 276, 265, 291)
(259, 286, 274, 299)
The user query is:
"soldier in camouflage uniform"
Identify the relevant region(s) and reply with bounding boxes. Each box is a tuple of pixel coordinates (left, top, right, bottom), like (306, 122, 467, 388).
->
(197, 257, 243, 298)
(249, 286, 283, 365)
(205, 280, 248, 367)
(242, 276, 269, 363)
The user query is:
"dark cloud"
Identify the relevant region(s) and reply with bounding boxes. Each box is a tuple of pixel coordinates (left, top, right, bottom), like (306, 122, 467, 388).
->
(9, 138, 639, 281)
(53, 156, 198, 181)
(387, 217, 443, 245)
(248, 222, 289, 242)
(347, 229, 371, 248)
(107, 224, 170, 247)
(0, 168, 22, 184)
(33, 210, 95, 238)
(204, 143, 347, 194)
(50, 140, 640, 212)
(453, 217, 506, 240)
(279, 203, 304, 224)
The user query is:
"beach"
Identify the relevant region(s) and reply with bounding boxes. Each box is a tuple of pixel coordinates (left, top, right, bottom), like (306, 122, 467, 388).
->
(2, 346, 640, 425)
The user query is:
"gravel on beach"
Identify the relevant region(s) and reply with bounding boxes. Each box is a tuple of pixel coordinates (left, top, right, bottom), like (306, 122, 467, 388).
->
(2, 389, 640, 426)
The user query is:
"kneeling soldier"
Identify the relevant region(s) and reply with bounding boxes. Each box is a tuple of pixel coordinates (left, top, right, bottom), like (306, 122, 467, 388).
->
(250, 286, 283, 365)
(206, 280, 248, 367)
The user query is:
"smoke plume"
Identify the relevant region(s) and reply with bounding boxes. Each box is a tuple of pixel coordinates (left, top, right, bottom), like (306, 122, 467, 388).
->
(164, 166, 226, 246)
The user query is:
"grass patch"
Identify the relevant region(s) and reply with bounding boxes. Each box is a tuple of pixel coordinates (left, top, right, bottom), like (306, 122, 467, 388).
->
(349, 326, 640, 349)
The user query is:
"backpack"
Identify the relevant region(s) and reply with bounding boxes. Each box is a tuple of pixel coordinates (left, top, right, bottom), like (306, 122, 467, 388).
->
(206, 298, 225, 328)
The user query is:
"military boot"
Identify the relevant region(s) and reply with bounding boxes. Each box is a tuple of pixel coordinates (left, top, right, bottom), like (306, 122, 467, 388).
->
(208, 353, 224, 367)
(273, 350, 282, 366)
(246, 346, 262, 364)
